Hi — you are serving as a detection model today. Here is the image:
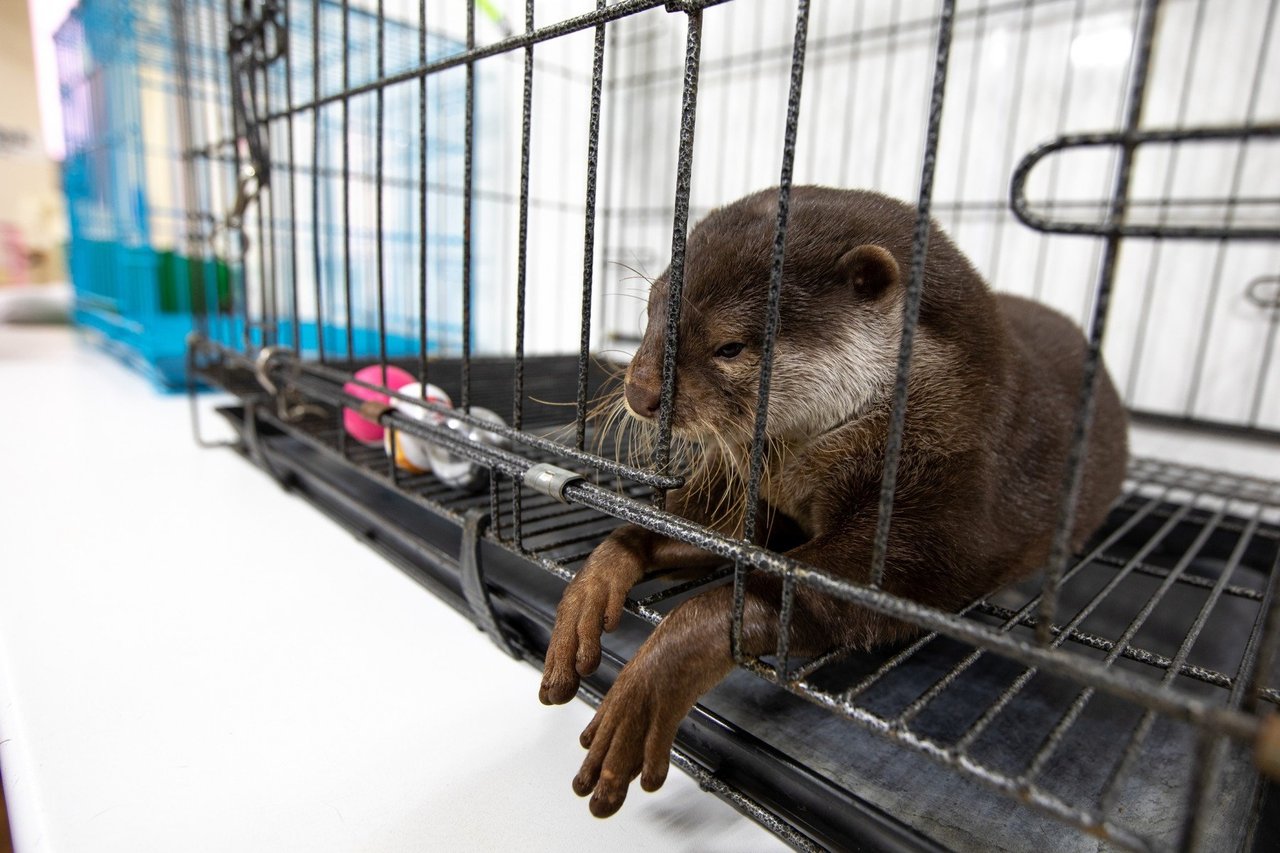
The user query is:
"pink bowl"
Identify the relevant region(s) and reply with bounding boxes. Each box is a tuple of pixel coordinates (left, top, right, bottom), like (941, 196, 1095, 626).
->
(342, 364, 417, 445)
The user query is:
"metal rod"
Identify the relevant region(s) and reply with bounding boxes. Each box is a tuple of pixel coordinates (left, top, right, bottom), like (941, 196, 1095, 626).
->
(1122, 0, 1209, 402)
(418, 0, 428, 385)
(729, 0, 812, 667)
(462, 0, 475, 411)
(342, 0, 354, 360)
(653, 8, 704, 493)
(1035, 0, 1161, 645)
(512, 0, 535, 546)
(376, 0, 389, 385)
(575, 0, 608, 454)
(283, 0, 299, 353)
(868, 0, 956, 588)
(311, 0, 326, 362)
(293, 360, 683, 488)
(1184, 0, 1280, 415)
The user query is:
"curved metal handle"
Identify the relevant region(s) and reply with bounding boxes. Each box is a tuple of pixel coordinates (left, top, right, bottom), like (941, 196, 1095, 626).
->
(1010, 124, 1280, 240)
(1246, 276, 1280, 311)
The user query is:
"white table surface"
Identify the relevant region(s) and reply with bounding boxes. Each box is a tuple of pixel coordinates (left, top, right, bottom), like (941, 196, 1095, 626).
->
(0, 326, 786, 853)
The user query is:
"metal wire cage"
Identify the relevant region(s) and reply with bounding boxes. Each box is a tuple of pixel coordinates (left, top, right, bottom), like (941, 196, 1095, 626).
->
(175, 0, 1280, 850)
(54, 0, 467, 386)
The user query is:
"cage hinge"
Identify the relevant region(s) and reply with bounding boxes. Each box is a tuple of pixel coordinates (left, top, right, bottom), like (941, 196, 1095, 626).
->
(523, 463, 584, 503)
(459, 509, 521, 660)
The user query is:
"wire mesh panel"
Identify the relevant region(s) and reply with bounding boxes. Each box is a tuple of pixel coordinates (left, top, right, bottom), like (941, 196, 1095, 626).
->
(175, 0, 1280, 849)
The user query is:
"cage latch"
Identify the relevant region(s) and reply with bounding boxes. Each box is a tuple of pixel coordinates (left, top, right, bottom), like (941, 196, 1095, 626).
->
(459, 509, 521, 660)
(523, 463, 583, 504)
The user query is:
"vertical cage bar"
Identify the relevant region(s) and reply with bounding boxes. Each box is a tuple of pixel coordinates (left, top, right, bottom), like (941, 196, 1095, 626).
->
(376, 2, 395, 483)
(311, 0, 326, 362)
(512, 0, 535, 546)
(226, 0, 250, 354)
(867, 0, 957, 589)
(284, 0, 300, 353)
(376, 1, 388, 379)
(342, 0, 354, 361)
(1035, 0, 1161, 643)
(1123, 0, 1208, 403)
(462, 0, 476, 412)
(262, 51, 278, 350)
(596, 23, 621, 382)
(1251, 284, 1280, 425)
(575, 0, 608, 454)
(169, 0, 200, 335)
(726, 0, 811, 669)
(204, 7, 222, 343)
(337, 0, 353, 454)
(256, 160, 270, 348)
(1184, 0, 1279, 418)
(418, 0, 429, 390)
(653, 9, 704, 497)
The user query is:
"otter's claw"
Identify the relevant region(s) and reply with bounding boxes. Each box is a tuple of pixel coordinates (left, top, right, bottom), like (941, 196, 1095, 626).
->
(573, 667, 680, 817)
(540, 569, 629, 705)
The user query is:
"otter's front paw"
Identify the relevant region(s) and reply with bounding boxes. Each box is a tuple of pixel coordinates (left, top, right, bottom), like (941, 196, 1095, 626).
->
(572, 668, 684, 817)
(540, 569, 630, 705)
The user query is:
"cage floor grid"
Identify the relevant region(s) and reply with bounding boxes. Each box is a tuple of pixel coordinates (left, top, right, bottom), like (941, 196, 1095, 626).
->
(207, 355, 1278, 852)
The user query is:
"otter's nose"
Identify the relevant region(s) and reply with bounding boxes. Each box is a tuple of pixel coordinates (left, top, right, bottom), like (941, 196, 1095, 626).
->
(624, 376, 661, 419)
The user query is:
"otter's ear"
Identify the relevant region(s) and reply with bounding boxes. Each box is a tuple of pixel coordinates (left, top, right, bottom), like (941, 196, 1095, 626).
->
(838, 245, 900, 300)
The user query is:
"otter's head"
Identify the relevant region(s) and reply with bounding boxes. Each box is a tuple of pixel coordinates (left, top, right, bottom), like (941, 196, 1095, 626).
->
(623, 189, 906, 447)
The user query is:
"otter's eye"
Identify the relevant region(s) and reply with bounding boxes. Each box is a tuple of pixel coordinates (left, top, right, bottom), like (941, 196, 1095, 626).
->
(714, 342, 745, 360)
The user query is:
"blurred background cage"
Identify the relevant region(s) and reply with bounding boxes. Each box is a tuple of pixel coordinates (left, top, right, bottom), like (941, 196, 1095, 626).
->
(167, 0, 1280, 850)
(54, 0, 467, 387)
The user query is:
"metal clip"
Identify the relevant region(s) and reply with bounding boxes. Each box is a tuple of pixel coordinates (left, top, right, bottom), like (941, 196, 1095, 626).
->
(254, 346, 326, 423)
(523, 463, 584, 503)
(459, 509, 520, 659)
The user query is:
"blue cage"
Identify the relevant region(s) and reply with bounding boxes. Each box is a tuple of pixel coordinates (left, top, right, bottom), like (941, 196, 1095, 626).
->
(55, 0, 465, 388)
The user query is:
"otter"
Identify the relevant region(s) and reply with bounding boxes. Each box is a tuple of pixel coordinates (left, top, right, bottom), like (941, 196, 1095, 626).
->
(538, 186, 1129, 817)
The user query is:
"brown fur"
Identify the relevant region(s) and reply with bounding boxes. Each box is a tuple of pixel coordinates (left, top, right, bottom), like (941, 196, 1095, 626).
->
(540, 187, 1129, 817)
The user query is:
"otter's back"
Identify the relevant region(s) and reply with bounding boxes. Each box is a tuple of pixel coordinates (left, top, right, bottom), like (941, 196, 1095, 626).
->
(996, 294, 1129, 559)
